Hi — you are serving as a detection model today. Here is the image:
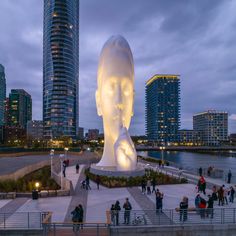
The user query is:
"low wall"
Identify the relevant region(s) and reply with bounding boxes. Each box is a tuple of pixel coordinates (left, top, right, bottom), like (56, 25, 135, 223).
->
(0, 159, 73, 197)
(0, 229, 43, 235)
(110, 224, 236, 236)
(0, 160, 50, 181)
(51, 170, 74, 195)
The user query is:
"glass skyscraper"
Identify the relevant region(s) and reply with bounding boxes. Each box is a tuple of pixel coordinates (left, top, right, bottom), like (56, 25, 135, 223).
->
(8, 89, 32, 129)
(0, 64, 6, 126)
(43, 0, 79, 139)
(145, 74, 180, 144)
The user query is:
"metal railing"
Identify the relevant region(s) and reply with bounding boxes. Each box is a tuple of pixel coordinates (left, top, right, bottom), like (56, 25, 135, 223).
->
(107, 208, 236, 227)
(0, 211, 51, 229)
(42, 222, 109, 236)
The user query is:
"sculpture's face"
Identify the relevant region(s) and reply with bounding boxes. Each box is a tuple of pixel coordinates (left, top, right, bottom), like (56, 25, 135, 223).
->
(97, 75, 134, 141)
(96, 35, 134, 142)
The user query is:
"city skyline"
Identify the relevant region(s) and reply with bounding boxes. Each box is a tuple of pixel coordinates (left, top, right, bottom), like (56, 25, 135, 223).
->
(0, 0, 236, 135)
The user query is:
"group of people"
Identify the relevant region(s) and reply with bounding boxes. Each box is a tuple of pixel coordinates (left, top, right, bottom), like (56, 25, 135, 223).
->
(71, 204, 84, 232)
(141, 177, 157, 194)
(194, 194, 214, 219)
(81, 175, 91, 190)
(110, 198, 132, 225)
(212, 185, 235, 206)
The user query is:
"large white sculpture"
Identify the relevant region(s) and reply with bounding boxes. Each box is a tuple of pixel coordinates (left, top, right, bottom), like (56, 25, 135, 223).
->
(95, 35, 137, 171)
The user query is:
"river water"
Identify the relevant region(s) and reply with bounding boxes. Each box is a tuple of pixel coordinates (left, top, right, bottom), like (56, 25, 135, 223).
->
(138, 151, 236, 182)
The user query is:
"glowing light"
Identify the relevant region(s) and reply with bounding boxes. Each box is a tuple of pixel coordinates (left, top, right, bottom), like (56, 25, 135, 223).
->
(95, 35, 137, 171)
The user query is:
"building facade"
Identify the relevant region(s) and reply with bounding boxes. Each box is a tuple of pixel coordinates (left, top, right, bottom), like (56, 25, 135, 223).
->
(27, 120, 44, 140)
(43, 0, 79, 139)
(178, 129, 201, 145)
(145, 74, 180, 144)
(0, 64, 6, 126)
(87, 129, 99, 140)
(78, 127, 84, 140)
(193, 110, 228, 146)
(8, 89, 32, 129)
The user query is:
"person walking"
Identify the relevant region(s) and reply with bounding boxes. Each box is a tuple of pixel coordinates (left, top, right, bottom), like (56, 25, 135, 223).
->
(141, 178, 146, 194)
(114, 200, 121, 225)
(223, 185, 228, 205)
(123, 198, 132, 225)
(85, 175, 91, 190)
(146, 180, 151, 195)
(76, 163, 80, 174)
(218, 186, 224, 206)
(199, 197, 206, 219)
(212, 185, 218, 201)
(206, 195, 214, 218)
(110, 204, 116, 225)
(71, 206, 80, 232)
(199, 176, 206, 195)
(195, 194, 201, 214)
(179, 196, 188, 222)
(96, 175, 101, 190)
(229, 186, 235, 203)
(78, 204, 84, 230)
(156, 191, 163, 214)
(199, 167, 203, 176)
(227, 170, 232, 184)
(63, 162, 66, 177)
(151, 177, 156, 193)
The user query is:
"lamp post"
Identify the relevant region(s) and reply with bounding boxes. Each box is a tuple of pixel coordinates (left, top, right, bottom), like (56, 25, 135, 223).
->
(64, 147, 69, 166)
(160, 146, 165, 167)
(50, 149, 54, 178)
(59, 154, 64, 190)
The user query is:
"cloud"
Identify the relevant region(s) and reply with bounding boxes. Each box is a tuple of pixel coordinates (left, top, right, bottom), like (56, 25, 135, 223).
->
(0, 0, 236, 135)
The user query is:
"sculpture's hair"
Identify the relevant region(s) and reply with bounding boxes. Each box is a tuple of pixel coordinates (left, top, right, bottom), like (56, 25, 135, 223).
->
(97, 35, 134, 89)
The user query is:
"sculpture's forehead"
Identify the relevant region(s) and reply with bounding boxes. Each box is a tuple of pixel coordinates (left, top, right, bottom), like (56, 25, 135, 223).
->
(102, 76, 133, 85)
(97, 35, 134, 87)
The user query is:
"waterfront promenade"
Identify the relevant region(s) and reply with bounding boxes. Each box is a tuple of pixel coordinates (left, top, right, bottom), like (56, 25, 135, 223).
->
(1, 153, 236, 235)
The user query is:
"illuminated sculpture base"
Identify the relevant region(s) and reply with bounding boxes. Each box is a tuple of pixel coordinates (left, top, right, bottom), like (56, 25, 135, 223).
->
(90, 164, 145, 177)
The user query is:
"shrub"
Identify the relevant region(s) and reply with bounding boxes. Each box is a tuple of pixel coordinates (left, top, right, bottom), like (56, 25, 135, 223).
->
(0, 166, 60, 192)
(84, 168, 187, 188)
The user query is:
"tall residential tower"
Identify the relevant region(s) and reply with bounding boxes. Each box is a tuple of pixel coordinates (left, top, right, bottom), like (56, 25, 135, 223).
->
(43, 0, 79, 139)
(145, 74, 180, 144)
(0, 64, 6, 126)
(8, 89, 32, 129)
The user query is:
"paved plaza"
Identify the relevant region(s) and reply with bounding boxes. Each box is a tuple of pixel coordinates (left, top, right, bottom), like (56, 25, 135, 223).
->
(1, 162, 236, 227)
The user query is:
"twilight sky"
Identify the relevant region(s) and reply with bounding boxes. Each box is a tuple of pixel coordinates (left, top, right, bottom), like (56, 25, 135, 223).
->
(0, 0, 236, 135)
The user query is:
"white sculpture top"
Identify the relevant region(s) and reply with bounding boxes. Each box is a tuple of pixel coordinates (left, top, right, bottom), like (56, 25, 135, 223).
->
(95, 35, 137, 171)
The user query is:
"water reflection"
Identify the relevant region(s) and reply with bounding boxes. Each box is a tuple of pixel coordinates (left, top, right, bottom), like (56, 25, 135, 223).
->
(139, 151, 236, 182)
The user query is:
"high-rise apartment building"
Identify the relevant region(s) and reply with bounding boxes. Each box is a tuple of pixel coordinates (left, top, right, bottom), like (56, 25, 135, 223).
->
(27, 120, 44, 140)
(78, 127, 84, 140)
(145, 74, 180, 144)
(8, 89, 32, 129)
(0, 64, 6, 126)
(87, 129, 99, 140)
(193, 110, 228, 146)
(43, 0, 79, 139)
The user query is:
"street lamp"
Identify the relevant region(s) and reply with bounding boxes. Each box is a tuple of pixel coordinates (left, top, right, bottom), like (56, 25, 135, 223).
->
(35, 182, 40, 191)
(50, 149, 54, 178)
(64, 147, 69, 165)
(160, 146, 166, 167)
(59, 154, 65, 190)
